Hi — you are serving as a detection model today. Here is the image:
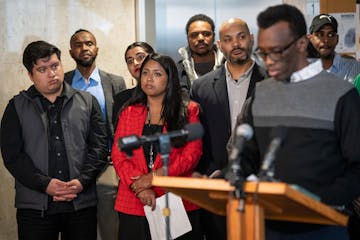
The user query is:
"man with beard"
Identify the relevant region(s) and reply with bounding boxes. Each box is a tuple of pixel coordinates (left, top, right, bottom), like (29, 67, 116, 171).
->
(64, 29, 125, 240)
(190, 18, 266, 240)
(307, 14, 360, 83)
(177, 14, 224, 91)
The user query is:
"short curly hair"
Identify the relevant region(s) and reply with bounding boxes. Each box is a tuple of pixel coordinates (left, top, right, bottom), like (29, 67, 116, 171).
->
(185, 14, 215, 35)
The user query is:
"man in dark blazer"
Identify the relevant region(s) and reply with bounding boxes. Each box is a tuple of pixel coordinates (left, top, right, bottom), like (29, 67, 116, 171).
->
(64, 29, 125, 240)
(190, 18, 266, 240)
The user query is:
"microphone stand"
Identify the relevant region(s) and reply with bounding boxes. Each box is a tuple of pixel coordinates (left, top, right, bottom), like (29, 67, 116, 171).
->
(158, 134, 171, 240)
(258, 164, 277, 182)
(226, 156, 246, 212)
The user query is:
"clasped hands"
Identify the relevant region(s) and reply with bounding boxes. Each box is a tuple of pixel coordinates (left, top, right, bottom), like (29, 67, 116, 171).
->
(46, 178, 83, 202)
(130, 173, 156, 210)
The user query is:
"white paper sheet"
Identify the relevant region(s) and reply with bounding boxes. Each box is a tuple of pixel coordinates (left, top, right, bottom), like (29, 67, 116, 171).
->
(144, 193, 192, 240)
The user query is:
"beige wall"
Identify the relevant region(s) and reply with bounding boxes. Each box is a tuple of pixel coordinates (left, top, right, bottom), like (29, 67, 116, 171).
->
(0, 0, 136, 238)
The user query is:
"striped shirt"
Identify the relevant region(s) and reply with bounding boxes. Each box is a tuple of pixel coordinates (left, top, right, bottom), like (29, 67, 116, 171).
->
(327, 53, 360, 84)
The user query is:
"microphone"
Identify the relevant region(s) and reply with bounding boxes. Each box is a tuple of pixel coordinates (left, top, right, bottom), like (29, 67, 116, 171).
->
(259, 126, 287, 181)
(226, 123, 253, 212)
(228, 123, 254, 162)
(118, 123, 204, 155)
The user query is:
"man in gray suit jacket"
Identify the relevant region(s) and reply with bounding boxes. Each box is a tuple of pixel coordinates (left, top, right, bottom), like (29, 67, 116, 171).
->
(64, 29, 126, 240)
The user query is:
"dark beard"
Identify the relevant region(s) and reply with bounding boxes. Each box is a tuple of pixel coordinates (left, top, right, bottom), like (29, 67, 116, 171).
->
(229, 54, 251, 65)
(233, 57, 250, 65)
(192, 48, 212, 57)
(321, 52, 335, 60)
(229, 47, 252, 65)
(75, 56, 96, 67)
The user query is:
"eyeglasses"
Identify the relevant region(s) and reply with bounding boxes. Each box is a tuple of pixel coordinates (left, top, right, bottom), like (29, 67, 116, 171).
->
(254, 36, 302, 62)
(188, 31, 213, 39)
(126, 53, 146, 65)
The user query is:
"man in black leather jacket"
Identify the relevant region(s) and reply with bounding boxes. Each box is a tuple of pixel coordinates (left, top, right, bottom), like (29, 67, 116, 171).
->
(1, 40, 108, 240)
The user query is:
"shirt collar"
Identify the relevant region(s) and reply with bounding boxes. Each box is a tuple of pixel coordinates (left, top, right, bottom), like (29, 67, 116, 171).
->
(328, 52, 340, 73)
(28, 83, 66, 99)
(225, 60, 255, 83)
(73, 67, 101, 83)
(290, 59, 323, 83)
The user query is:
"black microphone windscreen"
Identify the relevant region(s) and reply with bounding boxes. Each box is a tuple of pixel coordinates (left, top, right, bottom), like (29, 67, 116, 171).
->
(185, 123, 204, 141)
(118, 134, 142, 152)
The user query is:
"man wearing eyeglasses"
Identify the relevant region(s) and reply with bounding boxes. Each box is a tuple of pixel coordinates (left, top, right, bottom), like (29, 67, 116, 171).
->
(307, 14, 360, 83)
(177, 14, 224, 91)
(64, 29, 126, 240)
(236, 4, 360, 240)
(190, 17, 265, 240)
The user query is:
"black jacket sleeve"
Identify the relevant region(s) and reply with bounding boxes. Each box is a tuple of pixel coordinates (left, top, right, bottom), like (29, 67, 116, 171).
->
(1, 99, 51, 192)
(76, 96, 108, 189)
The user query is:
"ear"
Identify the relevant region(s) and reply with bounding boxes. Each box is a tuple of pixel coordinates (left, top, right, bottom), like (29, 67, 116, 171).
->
(306, 33, 313, 41)
(27, 71, 34, 83)
(297, 36, 309, 53)
(217, 40, 223, 53)
(250, 33, 254, 46)
(69, 49, 74, 58)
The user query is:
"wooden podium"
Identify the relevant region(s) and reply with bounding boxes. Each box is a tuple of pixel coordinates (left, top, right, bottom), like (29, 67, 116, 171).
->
(152, 176, 348, 240)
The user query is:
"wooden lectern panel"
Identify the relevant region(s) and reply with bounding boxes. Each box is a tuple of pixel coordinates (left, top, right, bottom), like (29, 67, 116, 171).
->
(153, 176, 231, 215)
(244, 182, 348, 226)
(152, 176, 348, 226)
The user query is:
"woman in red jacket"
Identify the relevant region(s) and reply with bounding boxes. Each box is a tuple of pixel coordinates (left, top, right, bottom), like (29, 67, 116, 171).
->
(111, 53, 203, 239)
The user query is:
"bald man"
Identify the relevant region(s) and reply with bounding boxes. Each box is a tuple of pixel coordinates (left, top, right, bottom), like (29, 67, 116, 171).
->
(190, 18, 266, 239)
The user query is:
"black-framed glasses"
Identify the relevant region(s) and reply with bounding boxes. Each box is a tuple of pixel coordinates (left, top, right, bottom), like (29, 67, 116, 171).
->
(254, 36, 302, 62)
